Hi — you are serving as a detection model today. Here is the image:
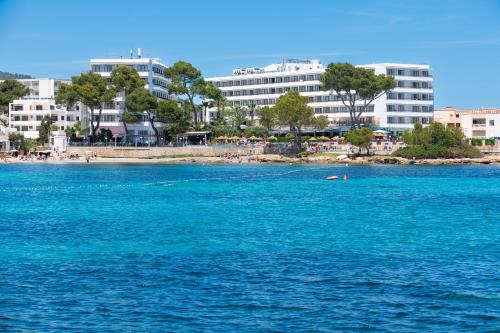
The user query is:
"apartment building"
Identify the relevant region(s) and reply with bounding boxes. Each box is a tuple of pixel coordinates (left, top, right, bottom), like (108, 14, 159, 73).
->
(7, 78, 81, 140)
(434, 106, 500, 138)
(206, 59, 434, 131)
(90, 49, 172, 139)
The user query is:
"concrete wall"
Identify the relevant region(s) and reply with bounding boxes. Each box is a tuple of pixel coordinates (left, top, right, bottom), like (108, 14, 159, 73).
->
(68, 145, 264, 158)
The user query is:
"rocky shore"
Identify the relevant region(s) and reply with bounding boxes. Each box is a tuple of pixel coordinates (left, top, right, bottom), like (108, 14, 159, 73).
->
(253, 154, 500, 165)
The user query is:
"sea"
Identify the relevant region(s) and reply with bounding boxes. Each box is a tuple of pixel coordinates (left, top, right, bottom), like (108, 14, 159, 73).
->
(0, 163, 499, 332)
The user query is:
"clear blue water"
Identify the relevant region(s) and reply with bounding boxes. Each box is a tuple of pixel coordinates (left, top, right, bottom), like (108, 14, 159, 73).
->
(0, 163, 499, 332)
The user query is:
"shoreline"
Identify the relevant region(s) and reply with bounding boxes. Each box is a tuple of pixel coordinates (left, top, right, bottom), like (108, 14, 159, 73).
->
(3, 154, 500, 165)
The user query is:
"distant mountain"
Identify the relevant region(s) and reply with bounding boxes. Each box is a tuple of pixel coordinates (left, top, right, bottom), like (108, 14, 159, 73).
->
(0, 70, 32, 80)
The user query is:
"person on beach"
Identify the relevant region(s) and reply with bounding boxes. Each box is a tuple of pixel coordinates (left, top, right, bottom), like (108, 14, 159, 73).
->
(86, 156, 90, 163)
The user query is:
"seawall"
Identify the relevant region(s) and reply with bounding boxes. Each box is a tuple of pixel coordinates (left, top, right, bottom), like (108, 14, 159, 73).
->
(67, 145, 264, 158)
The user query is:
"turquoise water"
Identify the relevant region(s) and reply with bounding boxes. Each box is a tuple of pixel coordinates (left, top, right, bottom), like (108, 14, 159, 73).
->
(0, 163, 499, 332)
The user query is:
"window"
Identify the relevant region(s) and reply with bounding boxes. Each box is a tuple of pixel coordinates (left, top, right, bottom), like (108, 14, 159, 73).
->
(398, 105, 405, 111)
(50, 105, 55, 110)
(472, 118, 486, 125)
(489, 120, 495, 126)
(36, 105, 43, 110)
(397, 81, 404, 88)
(21, 116, 29, 121)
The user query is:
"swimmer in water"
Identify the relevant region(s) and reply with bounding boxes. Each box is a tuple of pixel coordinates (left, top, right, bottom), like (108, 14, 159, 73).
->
(343, 175, 348, 180)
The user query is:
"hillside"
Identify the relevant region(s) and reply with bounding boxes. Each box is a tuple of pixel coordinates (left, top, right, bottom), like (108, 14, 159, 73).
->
(0, 70, 32, 79)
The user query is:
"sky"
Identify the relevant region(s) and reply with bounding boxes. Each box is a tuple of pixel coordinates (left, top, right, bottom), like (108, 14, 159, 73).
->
(0, 0, 499, 108)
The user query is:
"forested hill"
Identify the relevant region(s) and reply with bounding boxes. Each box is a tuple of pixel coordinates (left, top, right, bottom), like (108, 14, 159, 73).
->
(0, 71, 32, 79)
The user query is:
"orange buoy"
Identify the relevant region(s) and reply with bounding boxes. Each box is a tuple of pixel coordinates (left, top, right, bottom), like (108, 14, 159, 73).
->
(326, 176, 339, 180)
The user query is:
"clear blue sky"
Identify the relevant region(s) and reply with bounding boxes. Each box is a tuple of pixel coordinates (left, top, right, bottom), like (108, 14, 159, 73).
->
(0, 0, 499, 108)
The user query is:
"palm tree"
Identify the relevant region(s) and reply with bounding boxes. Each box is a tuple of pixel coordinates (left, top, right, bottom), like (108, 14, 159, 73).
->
(246, 101, 258, 126)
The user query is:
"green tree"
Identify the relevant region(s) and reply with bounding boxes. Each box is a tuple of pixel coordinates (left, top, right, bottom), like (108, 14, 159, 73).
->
(256, 106, 276, 132)
(394, 122, 481, 159)
(273, 90, 314, 147)
(164, 61, 206, 129)
(246, 101, 258, 126)
(226, 106, 247, 133)
(126, 88, 160, 144)
(0, 79, 29, 124)
(111, 66, 144, 140)
(345, 127, 373, 155)
(313, 115, 329, 136)
(38, 115, 53, 145)
(8, 132, 36, 154)
(55, 71, 115, 140)
(203, 81, 226, 121)
(97, 128, 113, 142)
(157, 99, 191, 139)
(243, 126, 269, 138)
(320, 63, 395, 129)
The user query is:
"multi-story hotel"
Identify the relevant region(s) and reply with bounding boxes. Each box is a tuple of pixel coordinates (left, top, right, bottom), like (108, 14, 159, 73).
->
(90, 49, 172, 139)
(434, 106, 500, 138)
(206, 59, 434, 131)
(7, 78, 81, 140)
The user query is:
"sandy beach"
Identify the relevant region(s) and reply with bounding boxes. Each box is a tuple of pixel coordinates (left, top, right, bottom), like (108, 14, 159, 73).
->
(3, 154, 500, 165)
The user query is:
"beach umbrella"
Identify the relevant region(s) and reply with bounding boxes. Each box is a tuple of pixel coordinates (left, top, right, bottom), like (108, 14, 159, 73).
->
(308, 137, 318, 142)
(216, 136, 226, 141)
(248, 136, 258, 141)
(319, 136, 330, 141)
(231, 136, 240, 141)
(267, 136, 277, 141)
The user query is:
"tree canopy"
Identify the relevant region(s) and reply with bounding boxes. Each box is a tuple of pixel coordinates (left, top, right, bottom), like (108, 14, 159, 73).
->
(0, 79, 30, 116)
(126, 87, 161, 142)
(345, 128, 373, 155)
(38, 115, 54, 144)
(320, 63, 395, 129)
(110, 65, 145, 139)
(273, 90, 314, 147)
(394, 122, 481, 159)
(111, 66, 143, 95)
(313, 115, 330, 132)
(165, 61, 206, 129)
(55, 71, 115, 139)
(157, 99, 191, 138)
(226, 106, 247, 133)
(256, 106, 276, 132)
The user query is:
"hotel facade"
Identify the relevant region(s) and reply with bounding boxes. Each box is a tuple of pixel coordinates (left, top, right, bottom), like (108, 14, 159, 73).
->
(7, 78, 81, 140)
(434, 106, 500, 138)
(206, 59, 434, 131)
(90, 50, 173, 140)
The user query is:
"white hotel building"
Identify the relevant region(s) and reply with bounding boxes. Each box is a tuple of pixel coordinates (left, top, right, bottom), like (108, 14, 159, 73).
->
(90, 50, 172, 138)
(206, 59, 434, 131)
(7, 78, 81, 139)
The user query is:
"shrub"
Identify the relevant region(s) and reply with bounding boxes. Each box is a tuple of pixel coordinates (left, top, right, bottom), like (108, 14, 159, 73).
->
(393, 145, 481, 159)
(462, 145, 481, 158)
(470, 138, 483, 146)
(484, 138, 496, 146)
(277, 134, 310, 143)
(243, 126, 269, 138)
